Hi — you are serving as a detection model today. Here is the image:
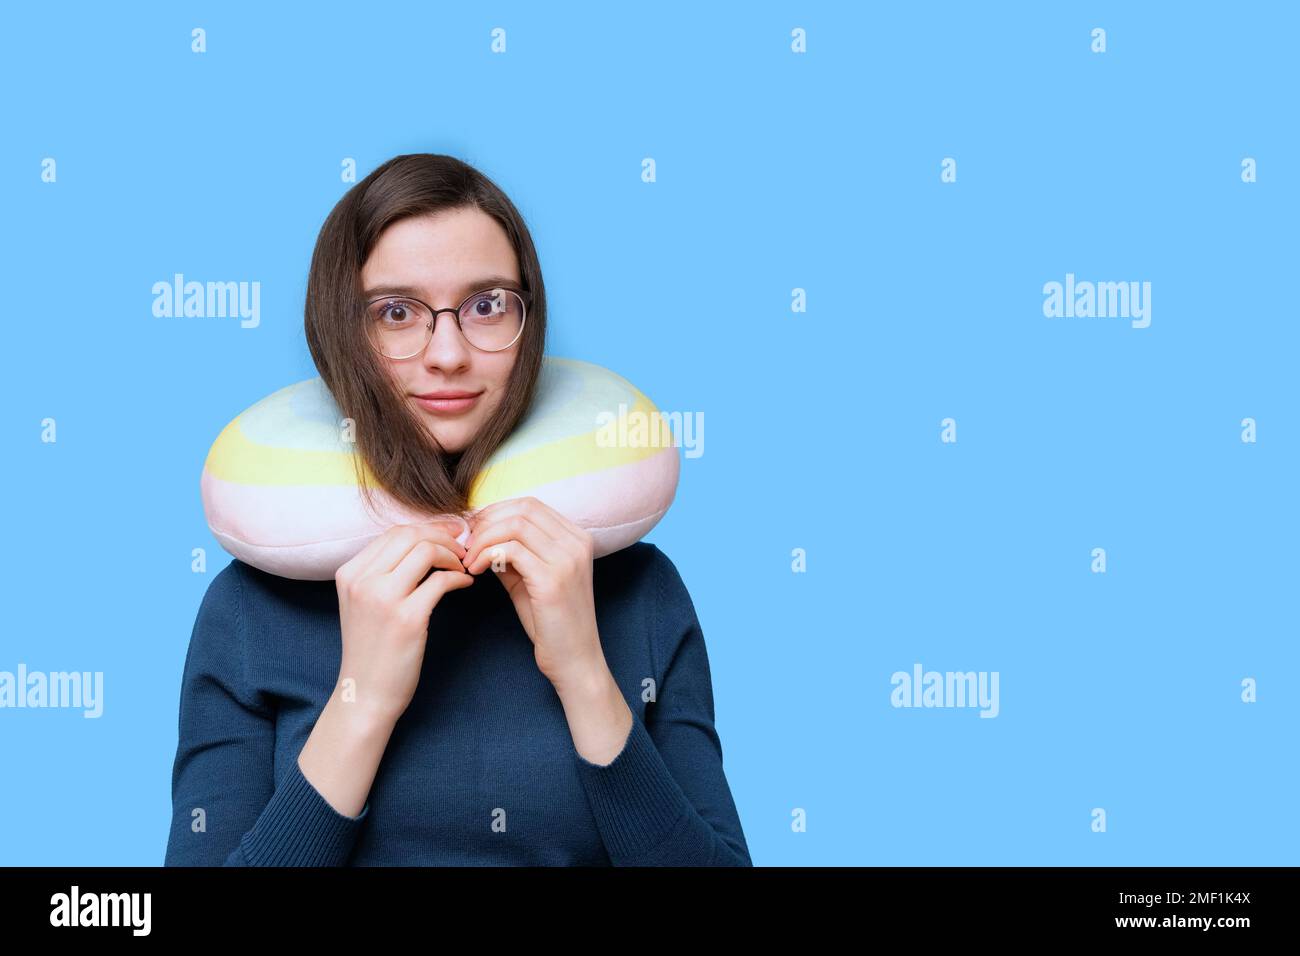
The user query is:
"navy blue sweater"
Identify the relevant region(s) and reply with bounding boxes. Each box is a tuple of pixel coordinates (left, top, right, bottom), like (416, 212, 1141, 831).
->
(164, 542, 751, 866)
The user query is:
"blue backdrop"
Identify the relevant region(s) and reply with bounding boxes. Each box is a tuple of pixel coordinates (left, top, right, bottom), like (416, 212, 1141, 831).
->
(1, 0, 1295, 865)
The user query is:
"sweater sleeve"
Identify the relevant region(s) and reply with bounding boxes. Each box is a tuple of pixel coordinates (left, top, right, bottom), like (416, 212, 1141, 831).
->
(572, 546, 752, 866)
(164, 561, 370, 866)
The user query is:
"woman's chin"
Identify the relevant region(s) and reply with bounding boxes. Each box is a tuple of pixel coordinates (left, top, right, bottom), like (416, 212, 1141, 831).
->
(411, 415, 465, 453)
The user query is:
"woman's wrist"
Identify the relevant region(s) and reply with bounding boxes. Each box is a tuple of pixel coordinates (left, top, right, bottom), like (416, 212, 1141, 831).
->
(326, 686, 400, 741)
(328, 675, 406, 735)
(547, 652, 610, 700)
(299, 692, 395, 819)
(553, 660, 634, 766)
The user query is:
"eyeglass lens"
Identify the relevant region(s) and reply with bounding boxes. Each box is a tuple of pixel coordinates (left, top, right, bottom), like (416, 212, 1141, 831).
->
(367, 288, 525, 357)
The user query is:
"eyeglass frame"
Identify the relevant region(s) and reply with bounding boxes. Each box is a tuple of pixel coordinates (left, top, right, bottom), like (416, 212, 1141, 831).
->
(363, 286, 530, 359)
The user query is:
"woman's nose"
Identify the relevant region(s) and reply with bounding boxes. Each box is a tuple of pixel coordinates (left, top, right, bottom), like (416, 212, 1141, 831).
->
(422, 311, 473, 368)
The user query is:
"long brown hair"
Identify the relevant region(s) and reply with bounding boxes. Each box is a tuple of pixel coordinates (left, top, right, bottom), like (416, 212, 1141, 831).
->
(304, 153, 547, 524)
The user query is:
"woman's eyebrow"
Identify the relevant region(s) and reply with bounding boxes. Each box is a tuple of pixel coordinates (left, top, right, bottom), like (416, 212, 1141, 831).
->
(363, 276, 523, 299)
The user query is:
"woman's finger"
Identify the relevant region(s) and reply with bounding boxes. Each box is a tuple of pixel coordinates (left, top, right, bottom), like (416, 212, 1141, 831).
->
(356, 522, 467, 580)
(471, 499, 564, 542)
(526, 496, 588, 542)
(468, 538, 546, 581)
(471, 498, 577, 553)
(465, 513, 555, 573)
(408, 567, 476, 620)
(389, 539, 468, 594)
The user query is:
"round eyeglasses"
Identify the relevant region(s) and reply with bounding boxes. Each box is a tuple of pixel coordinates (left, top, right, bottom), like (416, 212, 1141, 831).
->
(365, 287, 528, 359)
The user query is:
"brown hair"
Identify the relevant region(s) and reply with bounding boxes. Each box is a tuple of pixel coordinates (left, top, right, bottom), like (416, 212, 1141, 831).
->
(304, 153, 547, 524)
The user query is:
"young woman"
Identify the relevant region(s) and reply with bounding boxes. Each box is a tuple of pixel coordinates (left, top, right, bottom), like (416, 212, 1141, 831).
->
(164, 153, 751, 866)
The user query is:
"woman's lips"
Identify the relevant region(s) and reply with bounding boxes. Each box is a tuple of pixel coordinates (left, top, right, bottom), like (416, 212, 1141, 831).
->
(413, 392, 482, 414)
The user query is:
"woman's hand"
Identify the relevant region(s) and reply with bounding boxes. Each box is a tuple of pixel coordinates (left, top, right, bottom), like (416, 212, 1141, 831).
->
(335, 520, 475, 726)
(462, 497, 603, 691)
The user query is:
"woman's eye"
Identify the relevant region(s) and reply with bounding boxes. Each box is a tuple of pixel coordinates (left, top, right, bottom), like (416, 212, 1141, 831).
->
(377, 302, 411, 324)
(470, 294, 505, 318)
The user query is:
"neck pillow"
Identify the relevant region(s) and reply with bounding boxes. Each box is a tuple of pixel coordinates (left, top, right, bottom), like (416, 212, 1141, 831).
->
(201, 356, 679, 580)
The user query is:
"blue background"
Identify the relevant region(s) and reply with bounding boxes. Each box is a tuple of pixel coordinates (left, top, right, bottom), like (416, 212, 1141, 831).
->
(1, 1, 1295, 865)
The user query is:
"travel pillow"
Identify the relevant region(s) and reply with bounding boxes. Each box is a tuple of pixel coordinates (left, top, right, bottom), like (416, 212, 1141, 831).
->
(201, 356, 679, 580)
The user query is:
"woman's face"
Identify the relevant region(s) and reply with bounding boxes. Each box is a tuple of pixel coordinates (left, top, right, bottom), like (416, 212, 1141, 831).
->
(360, 207, 522, 454)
